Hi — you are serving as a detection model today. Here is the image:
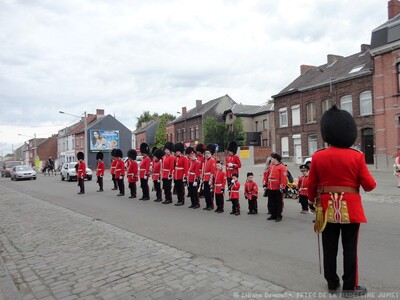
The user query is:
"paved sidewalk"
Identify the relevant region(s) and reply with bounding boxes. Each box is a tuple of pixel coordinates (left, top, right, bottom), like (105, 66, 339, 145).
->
(0, 186, 291, 300)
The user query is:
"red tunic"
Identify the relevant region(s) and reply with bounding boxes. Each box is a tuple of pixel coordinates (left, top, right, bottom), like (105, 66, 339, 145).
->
(96, 161, 105, 177)
(77, 161, 86, 179)
(214, 170, 226, 194)
(298, 175, 309, 196)
(308, 147, 376, 223)
(110, 158, 117, 175)
(263, 163, 287, 190)
(115, 159, 125, 179)
(229, 180, 240, 200)
(127, 160, 138, 183)
(174, 155, 189, 180)
(152, 159, 161, 181)
(244, 181, 258, 199)
(139, 156, 151, 179)
(203, 157, 216, 182)
(187, 159, 201, 183)
(197, 154, 205, 178)
(225, 154, 242, 178)
(162, 155, 175, 179)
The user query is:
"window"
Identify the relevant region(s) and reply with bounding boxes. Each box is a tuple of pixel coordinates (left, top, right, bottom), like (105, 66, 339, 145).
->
(359, 91, 372, 115)
(349, 65, 365, 74)
(255, 121, 259, 131)
(398, 63, 400, 93)
(322, 99, 330, 113)
(279, 108, 288, 127)
(177, 130, 181, 142)
(281, 137, 289, 157)
(291, 105, 300, 126)
(308, 135, 318, 156)
(263, 119, 268, 130)
(182, 129, 185, 142)
(306, 103, 316, 123)
(190, 127, 194, 140)
(229, 113, 233, 119)
(340, 95, 353, 115)
(195, 126, 199, 139)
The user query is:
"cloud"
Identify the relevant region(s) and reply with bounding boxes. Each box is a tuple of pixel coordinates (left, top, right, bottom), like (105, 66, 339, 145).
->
(0, 0, 387, 154)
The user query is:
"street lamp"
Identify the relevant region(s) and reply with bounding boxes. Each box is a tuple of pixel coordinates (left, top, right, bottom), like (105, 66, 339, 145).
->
(59, 111, 87, 163)
(18, 133, 37, 167)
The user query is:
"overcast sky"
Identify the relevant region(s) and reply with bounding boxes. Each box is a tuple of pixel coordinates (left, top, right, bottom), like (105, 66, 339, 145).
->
(0, 0, 388, 155)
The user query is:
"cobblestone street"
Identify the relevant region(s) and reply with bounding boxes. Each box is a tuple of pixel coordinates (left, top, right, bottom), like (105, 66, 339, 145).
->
(0, 186, 290, 300)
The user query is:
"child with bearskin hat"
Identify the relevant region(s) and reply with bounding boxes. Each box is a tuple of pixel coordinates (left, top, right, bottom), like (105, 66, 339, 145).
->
(127, 149, 138, 198)
(152, 149, 164, 202)
(77, 151, 86, 194)
(96, 152, 105, 192)
(186, 147, 201, 209)
(161, 142, 175, 204)
(114, 149, 125, 196)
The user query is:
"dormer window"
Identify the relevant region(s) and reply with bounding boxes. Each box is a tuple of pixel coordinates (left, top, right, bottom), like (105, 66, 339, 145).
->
(349, 65, 365, 74)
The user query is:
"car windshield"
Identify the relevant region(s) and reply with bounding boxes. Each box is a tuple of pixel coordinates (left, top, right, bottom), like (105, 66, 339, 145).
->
(5, 161, 23, 168)
(69, 163, 77, 168)
(15, 166, 32, 171)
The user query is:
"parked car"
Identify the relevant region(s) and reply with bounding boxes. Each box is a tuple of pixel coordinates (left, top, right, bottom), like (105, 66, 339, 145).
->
(2, 160, 24, 177)
(304, 157, 312, 168)
(10, 165, 37, 181)
(60, 162, 92, 182)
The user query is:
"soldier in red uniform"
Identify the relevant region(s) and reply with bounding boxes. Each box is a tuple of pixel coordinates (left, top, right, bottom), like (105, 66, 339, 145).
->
(173, 143, 188, 206)
(214, 161, 226, 213)
(264, 152, 287, 222)
(96, 152, 105, 192)
(226, 141, 242, 190)
(308, 105, 376, 297)
(139, 143, 151, 200)
(186, 147, 201, 209)
(127, 149, 138, 199)
(195, 143, 206, 198)
(202, 144, 216, 211)
(162, 142, 175, 204)
(77, 151, 86, 194)
(298, 164, 310, 213)
(244, 172, 258, 214)
(152, 149, 164, 202)
(110, 149, 118, 190)
(229, 173, 240, 215)
(114, 149, 125, 196)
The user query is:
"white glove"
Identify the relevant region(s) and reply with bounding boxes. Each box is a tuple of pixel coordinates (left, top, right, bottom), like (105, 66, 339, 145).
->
(231, 179, 235, 184)
(144, 175, 148, 180)
(228, 163, 233, 168)
(193, 181, 197, 187)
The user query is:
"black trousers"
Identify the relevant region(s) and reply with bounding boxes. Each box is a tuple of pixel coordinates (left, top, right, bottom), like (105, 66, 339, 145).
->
(112, 174, 117, 189)
(268, 190, 283, 218)
(97, 176, 103, 191)
(248, 196, 258, 212)
(140, 178, 149, 198)
(299, 195, 308, 211)
(215, 193, 224, 210)
(174, 179, 184, 203)
(128, 182, 136, 197)
(203, 182, 214, 208)
(188, 182, 199, 206)
(227, 177, 233, 190)
(162, 178, 172, 201)
(322, 223, 360, 291)
(117, 178, 125, 195)
(78, 178, 85, 193)
(231, 199, 240, 212)
(154, 180, 162, 200)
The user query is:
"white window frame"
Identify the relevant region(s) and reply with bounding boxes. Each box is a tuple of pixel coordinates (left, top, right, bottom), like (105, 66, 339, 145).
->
(291, 104, 300, 126)
(321, 99, 330, 114)
(306, 103, 316, 123)
(263, 119, 268, 130)
(340, 95, 353, 115)
(359, 91, 372, 116)
(308, 134, 318, 156)
(279, 107, 288, 128)
(281, 136, 289, 157)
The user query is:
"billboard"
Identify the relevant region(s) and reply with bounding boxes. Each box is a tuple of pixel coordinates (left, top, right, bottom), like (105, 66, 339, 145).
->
(90, 130, 119, 152)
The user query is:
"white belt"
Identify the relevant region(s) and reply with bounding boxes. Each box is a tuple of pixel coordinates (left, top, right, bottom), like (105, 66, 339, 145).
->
(215, 184, 222, 186)
(176, 167, 184, 170)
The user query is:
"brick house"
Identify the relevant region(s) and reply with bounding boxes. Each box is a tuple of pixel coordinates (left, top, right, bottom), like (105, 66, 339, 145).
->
(272, 45, 374, 165)
(370, 0, 400, 169)
(133, 120, 159, 149)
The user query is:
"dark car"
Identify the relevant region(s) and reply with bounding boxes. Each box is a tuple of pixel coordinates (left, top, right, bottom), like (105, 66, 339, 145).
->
(2, 160, 24, 177)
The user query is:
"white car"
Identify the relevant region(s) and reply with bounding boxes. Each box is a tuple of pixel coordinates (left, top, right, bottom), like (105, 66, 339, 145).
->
(304, 157, 312, 167)
(10, 165, 37, 181)
(61, 162, 92, 182)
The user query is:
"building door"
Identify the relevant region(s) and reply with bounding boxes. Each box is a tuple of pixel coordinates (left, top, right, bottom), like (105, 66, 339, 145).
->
(293, 137, 302, 164)
(362, 128, 374, 164)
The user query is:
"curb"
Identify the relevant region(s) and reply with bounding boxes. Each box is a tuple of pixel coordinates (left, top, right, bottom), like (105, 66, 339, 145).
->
(0, 249, 21, 300)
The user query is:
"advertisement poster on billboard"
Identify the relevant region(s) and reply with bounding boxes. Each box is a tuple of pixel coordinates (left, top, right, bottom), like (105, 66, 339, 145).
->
(90, 130, 119, 152)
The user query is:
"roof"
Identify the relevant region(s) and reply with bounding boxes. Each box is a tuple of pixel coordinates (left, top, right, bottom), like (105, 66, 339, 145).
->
(225, 102, 274, 117)
(133, 120, 159, 134)
(66, 114, 97, 135)
(172, 94, 236, 124)
(273, 49, 373, 98)
(370, 13, 400, 53)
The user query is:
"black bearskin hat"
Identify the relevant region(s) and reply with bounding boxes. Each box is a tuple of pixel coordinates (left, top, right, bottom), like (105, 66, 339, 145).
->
(115, 149, 123, 158)
(227, 141, 238, 154)
(151, 146, 158, 155)
(164, 142, 174, 152)
(140, 143, 150, 154)
(174, 142, 184, 153)
(320, 105, 357, 148)
(96, 152, 103, 160)
(127, 149, 137, 160)
(77, 151, 84, 160)
(206, 144, 216, 155)
(271, 152, 282, 162)
(195, 143, 206, 154)
(185, 147, 195, 155)
(153, 149, 164, 160)
(111, 148, 117, 157)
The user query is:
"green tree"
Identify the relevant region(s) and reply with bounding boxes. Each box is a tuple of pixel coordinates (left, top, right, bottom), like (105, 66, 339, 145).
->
(203, 116, 226, 150)
(154, 115, 168, 149)
(224, 117, 247, 148)
(136, 111, 154, 128)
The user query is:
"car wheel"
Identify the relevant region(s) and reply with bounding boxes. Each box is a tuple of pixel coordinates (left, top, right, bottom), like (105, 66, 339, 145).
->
(61, 175, 65, 181)
(10, 176, 13, 181)
(67, 174, 71, 182)
(33, 177, 36, 180)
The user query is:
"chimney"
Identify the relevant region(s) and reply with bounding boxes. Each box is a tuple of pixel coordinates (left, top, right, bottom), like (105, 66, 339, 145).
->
(388, 0, 400, 19)
(360, 44, 370, 52)
(327, 54, 343, 65)
(96, 109, 104, 116)
(182, 106, 187, 116)
(196, 100, 202, 110)
(300, 65, 317, 75)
